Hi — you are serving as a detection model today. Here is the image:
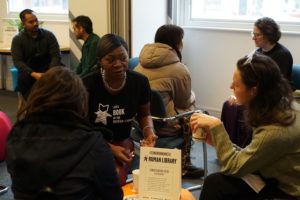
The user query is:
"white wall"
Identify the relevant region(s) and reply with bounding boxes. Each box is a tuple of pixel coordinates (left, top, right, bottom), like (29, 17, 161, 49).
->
(131, 0, 167, 57)
(182, 28, 300, 116)
(68, 0, 108, 69)
(69, 0, 108, 36)
(43, 21, 69, 48)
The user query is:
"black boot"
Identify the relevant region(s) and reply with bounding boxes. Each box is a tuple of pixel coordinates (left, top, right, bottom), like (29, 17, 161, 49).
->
(181, 117, 205, 179)
(182, 159, 205, 179)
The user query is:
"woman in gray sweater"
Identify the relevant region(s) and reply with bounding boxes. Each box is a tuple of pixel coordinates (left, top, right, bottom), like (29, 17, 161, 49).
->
(191, 54, 300, 200)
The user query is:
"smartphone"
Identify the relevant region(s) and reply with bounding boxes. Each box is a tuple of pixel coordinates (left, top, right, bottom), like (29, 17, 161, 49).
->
(0, 184, 9, 195)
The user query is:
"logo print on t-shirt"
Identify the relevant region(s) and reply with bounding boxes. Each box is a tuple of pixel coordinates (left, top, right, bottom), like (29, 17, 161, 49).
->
(95, 104, 112, 125)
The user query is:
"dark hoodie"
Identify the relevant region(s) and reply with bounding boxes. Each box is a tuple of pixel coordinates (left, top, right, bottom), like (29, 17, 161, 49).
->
(6, 110, 123, 200)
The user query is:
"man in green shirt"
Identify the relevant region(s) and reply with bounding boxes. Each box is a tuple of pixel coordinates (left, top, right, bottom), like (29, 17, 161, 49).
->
(72, 15, 100, 77)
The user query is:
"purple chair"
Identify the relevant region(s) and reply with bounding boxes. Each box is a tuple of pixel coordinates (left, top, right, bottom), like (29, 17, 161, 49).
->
(220, 100, 252, 148)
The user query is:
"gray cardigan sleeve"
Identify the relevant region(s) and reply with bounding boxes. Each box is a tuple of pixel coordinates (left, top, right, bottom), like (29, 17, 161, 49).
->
(210, 124, 290, 177)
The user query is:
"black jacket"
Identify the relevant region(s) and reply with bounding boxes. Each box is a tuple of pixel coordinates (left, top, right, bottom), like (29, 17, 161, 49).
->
(6, 110, 123, 200)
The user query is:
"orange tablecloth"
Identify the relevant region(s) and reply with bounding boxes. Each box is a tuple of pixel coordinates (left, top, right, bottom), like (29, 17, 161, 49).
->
(122, 183, 137, 196)
(122, 183, 195, 200)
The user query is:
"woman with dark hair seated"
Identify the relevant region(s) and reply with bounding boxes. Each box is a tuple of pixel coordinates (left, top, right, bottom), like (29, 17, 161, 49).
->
(6, 67, 123, 200)
(83, 34, 157, 186)
(191, 54, 300, 200)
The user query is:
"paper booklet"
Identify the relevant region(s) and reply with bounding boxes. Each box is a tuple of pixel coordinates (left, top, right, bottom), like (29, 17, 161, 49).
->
(241, 173, 266, 193)
(139, 147, 181, 200)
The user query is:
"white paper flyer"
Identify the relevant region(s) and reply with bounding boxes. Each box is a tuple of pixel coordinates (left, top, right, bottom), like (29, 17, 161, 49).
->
(241, 174, 266, 193)
(139, 147, 181, 200)
(2, 26, 18, 48)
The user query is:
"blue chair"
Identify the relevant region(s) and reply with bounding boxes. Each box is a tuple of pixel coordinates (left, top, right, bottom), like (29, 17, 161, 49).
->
(128, 57, 139, 70)
(10, 66, 26, 110)
(10, 66, 18, 92)
(292, 64, 300, 90)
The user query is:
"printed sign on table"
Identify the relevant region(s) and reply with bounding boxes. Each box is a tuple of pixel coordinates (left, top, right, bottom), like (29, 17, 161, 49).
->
(139, 147, 181, 200)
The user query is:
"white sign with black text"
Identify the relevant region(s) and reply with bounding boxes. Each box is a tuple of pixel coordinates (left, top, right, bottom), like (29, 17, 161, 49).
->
(139, 147, 181, 200)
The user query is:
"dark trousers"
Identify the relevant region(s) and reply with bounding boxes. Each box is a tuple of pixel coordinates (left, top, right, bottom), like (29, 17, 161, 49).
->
(17, 73, 36, 100)
(200, 173, 296, 200)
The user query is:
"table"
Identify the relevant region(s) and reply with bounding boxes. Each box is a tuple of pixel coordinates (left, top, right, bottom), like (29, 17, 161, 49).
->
(0, 48, 11, 90)
(122, 183, 195, 200)
(0, 47, 70, 90)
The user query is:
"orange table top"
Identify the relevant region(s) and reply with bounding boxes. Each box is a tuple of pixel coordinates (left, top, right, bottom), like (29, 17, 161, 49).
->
(122, 183, 137, 196)
(122, 183, 195, 200)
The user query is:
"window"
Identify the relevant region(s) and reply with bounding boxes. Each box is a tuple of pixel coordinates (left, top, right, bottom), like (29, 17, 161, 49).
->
(5, 0, 68, 20)
(177, 0, 300, 33)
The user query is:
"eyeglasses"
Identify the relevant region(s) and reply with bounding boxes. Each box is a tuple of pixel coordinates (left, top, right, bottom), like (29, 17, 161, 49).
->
(251, 32, 263, 38)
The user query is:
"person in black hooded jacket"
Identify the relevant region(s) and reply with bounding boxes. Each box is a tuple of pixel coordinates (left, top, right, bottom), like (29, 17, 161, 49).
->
(6, 67, 123, 200)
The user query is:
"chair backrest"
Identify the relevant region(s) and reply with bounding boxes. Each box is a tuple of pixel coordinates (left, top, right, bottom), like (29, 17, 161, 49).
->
(10, 66, 18, 92)
(292, 64, 300, 90)
(128, 57, 139, 70)
(150, 90, 166, 118)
